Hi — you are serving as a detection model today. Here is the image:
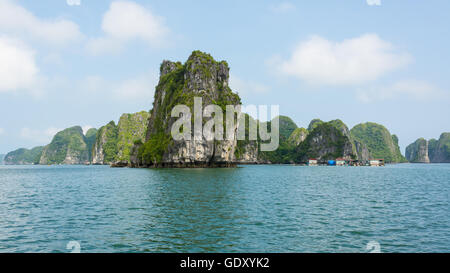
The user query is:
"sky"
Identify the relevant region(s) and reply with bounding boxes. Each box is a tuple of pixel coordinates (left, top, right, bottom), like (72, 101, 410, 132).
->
(0, 0, 449, 154)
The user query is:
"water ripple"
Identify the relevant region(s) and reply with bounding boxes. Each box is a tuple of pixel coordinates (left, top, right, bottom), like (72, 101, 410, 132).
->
(0, 164, 449, 252)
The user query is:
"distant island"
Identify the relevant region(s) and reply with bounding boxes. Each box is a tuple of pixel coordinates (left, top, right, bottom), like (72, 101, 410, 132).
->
(406, 133, 450, 163)
(4, 112, 149, 166)
(3, 51, 449, 167)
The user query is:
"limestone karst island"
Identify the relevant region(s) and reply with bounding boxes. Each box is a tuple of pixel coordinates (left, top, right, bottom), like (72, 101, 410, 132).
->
(3, 52, 449, 167)
(1, 1, 449, 256)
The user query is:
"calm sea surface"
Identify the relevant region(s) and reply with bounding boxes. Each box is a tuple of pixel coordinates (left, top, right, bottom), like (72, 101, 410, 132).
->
(0, 164, 448, 253)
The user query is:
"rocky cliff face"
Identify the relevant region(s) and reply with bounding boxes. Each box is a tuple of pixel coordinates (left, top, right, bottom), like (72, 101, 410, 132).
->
(258, 116, 297, 163)
(350, 122, 407, 163)
(235, 114, 260, 163)
(236, 117, 371, 164)
(328, 119, 370, 161)
(328, 119, 350, 137)
(430, 133, 450, 163)
(287, 119, 369, 162)
(235, 142, 259, 163)
(409, 133, 450, 163)
(39, 126, 90, 165)
(288, 128, 308, 146)
(91, 121, 117, 164)
(92, 112, 149, 166)
(405, 138, 430, 163)
(4, 111, 149, 166)
(132, 51, 241, 168)
(428, 138, 438, 161)
(308, 119, 323, 131)
(354, 141, 370, 162)
(6, 127, 96, 165)
(115, 111, 150, 163)
(295, 121, 355, 161)
(85, 128, 98, 161)
(4, 146, 43, 165)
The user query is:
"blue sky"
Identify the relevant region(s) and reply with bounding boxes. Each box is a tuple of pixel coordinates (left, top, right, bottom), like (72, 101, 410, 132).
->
(0, 0, 449, 154)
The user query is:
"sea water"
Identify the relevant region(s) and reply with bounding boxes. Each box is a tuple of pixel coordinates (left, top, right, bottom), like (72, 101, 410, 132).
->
(0, 164, 448, 252)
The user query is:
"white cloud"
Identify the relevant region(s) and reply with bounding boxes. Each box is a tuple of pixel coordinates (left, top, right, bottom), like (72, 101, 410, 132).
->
(269, 2, 296, 13)
(367, 0, 381, 6)
(356, 80, 442, 103)
(229, 74, 269, 95)
(0, 0, 83, 46)
(87, 1, 169, 55)
(20, 127, 62, 144)
(67, 0, 81, 6)
(0, 128, 4, 135)
(86, 37, 123, 55)
(81, 71, 158, 102)
(0, 36, 39, 93)
(102, 1, 167, 42)
(112, 73, 157, 101)
(276, 34, 411, 86)
(81, 75, 108, 93)
(42, 53, 63, 66)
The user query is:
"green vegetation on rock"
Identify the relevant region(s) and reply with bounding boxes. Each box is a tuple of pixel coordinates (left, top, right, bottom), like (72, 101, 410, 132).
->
(235, 117, 381, 164)
(137, 51, 241, 166)
(328, 119, 350, 136)
(288, 127, 309, 146)
(277, 116, 298, 141)
(85, 128, 98, 161)
(428, 133, 450, 163)
(234, 113, 258, 160)
(92, 111, 150, 164)
(4, 146, 44, 165)
(39, 126, 90, 165)
(139, 131, 171, 164)
(5, 127, 100, 165)
(350, 122, 407, 163)
(295, 122, 352, 162)
(116, 111, 150, 162)
(259, 116, 298, 163)
(3, 51, 417, 167)
(428, 138, 439, 161)
(405, 137, 429, 163)
(406, 133, 450, 163)
(307, 119, 324, 131)
(93, 121, 118, 164)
